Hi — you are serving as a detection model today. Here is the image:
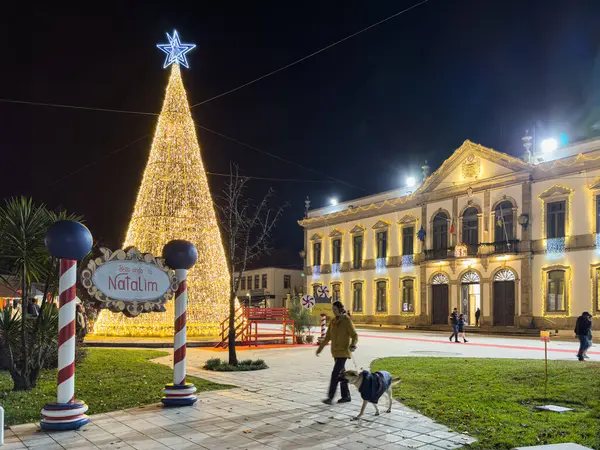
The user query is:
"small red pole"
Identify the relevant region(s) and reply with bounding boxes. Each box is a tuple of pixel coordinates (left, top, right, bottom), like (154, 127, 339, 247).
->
(317, 314, 327, 344)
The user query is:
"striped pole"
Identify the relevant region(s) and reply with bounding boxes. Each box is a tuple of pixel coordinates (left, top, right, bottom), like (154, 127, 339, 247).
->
(161, 269, 197, 406)
(173, 269, 187, 385)
(41, 259, 89, 431)
(317, 314, 327, 344)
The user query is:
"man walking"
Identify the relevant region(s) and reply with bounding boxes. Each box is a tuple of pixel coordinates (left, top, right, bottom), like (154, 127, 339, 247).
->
(449, 308, 459, 343)
(475, 308, 481, 327)
(575, 311, 592, 361)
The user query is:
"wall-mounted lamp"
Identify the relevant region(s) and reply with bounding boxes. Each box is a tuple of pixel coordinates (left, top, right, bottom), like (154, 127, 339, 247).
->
(517, 214, 529, 229)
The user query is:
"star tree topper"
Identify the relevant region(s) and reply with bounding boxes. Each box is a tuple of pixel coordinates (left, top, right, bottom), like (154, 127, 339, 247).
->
(157, 30, 196, 68)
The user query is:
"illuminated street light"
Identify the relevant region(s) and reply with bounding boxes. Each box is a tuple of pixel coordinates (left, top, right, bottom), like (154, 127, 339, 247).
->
(540, 138, 558, 153)
(406, 176, 416, 188)
(330, 198, 338, 206)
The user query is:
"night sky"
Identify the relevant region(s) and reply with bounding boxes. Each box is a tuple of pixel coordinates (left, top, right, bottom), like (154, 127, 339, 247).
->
(1, 1, 600, 264)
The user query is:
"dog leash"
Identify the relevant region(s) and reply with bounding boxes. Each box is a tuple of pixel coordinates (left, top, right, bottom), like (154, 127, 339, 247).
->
(351, 352, 360, 372)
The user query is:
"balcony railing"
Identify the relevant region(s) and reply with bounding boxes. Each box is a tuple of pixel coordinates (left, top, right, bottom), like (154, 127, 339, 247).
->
(424, 240, 522, 261)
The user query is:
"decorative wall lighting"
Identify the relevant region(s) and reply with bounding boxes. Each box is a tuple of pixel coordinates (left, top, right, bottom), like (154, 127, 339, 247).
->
(546, 237, 566, 259)
(517, 214, 529, 229)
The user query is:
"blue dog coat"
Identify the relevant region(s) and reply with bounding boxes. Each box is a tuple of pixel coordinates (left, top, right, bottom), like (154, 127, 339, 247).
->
(358, 370, 393, 403)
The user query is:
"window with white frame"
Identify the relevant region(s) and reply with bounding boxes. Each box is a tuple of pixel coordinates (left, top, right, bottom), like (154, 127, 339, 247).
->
(402, 279, 414, 312)
(352, 282, 363, 313)
(313, 242, 322, 266)
(353, 235, 363, 269)
(332, 238, 341, 264)
(547, 201, 566, 239)
(402, 226, 414, 256)
(376, 231, 387, 259)
(376, 280, 387, 313)
(546, 270, 566, 312)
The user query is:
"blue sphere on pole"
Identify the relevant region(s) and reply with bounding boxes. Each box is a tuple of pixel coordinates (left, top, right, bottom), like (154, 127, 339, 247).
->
(163, 240, 198, 270)
(45, 220, 93, 260)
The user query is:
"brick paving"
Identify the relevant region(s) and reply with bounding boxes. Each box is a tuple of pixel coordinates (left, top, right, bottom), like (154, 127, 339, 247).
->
(3, 332, 483, 449)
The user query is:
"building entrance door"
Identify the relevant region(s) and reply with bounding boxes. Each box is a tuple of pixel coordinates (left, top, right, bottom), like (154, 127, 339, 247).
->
(493, 281, 515, 326)
(431, 284, 449, 325)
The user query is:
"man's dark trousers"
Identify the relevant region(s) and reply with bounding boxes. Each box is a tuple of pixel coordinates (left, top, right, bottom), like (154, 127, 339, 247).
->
(328, 357, 350, 400)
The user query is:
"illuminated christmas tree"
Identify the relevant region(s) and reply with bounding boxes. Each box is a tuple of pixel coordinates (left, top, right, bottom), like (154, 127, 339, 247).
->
(94, 32, 230, 336)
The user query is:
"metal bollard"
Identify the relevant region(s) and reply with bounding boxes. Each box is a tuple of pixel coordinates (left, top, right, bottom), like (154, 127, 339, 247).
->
(0, 405, 4, 445)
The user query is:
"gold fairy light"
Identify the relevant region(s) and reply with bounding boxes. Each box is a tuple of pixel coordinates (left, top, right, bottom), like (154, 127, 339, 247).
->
(94, 64, 230, 337)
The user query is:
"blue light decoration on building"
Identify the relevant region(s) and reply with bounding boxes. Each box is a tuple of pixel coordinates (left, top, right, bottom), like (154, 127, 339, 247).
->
(312, 265, 321, 280)
(401, 254, 414, 272)
(331, 263, 341, 277)
(596, 234, 600, 256)
(157, 30, 196, 68)
(376, 258, 387, 274)
(546, 237, 566, 259)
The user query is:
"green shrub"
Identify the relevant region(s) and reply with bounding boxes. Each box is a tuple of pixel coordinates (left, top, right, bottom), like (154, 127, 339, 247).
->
(203, 358, 268, 372)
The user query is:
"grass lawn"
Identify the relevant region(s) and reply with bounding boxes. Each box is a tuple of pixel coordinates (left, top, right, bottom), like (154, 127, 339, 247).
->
(372, 357, 600, 450)
(0, 349, 232, 426)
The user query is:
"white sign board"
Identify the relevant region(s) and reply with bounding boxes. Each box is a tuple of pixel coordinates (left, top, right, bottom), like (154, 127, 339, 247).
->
(92, 260, 171, 301)
(301, 294, 315, 309)
(81, 247, 177, 317)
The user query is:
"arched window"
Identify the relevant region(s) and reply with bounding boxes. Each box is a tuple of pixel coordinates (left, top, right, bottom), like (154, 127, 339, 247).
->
(495, 201, 514, 242)
(494, 269, 516, 281)
(461, 271, 480, 284)
(546, 270, 566, 312)
(376, 281, 387, 313)
(462, 207, 479, 246)
(433, 212, 448, 251)
(432, 273, 449, 285)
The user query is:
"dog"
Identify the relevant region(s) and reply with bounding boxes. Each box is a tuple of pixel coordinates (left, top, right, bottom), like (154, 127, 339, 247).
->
(343, 369, 400, 424)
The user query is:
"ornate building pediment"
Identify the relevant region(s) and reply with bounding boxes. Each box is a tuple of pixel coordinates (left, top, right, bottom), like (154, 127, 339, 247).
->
(372, 220, 391, 230)
(539, 185, 573, 200)
(588, 178, 600, 190)
(461, 154, 481, 179)
(398, 214, 418, 225)
(349, 224, 366, 234)
(329, 229, 343, 237)
(309, 232, 323, 241)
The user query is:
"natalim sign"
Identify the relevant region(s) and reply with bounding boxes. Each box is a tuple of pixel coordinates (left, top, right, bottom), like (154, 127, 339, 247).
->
(81, 247, 178, 317)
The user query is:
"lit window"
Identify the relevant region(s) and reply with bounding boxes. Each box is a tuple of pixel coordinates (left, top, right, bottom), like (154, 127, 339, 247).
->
(547, 201, 565, 239)
(332, 239, 341, 264)
(261, 274, 267, 289)
(462, 207, 479, 246)
(402, 279, 414, 312)
(376, 280, 387, 313)
(284, 275, 291, 289)
(433, 212, 448, 251)
(402, 227, 414, 256)
(332, 283, 341, 302)
(376, 231, 387, 259)
(546, 270, 566, 312)
(313, 242, 322, 266)
(352, 282, 363, 313)
(353, 235, 363, 269)
(495, 201, 514, 242)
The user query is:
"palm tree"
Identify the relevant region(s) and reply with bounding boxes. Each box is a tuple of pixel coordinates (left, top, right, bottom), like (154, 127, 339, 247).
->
(0, 197, 82, 390)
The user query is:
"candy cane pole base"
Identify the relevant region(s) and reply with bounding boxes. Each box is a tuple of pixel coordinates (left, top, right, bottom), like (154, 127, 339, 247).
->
(41, 401, 89, 431)
(317, 314, 327, 344)
(162, 269, 197, 407)
(161, 383, 198, 407)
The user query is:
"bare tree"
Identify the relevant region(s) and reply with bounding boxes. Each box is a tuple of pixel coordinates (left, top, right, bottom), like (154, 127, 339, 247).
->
(218, 165, 286, 365)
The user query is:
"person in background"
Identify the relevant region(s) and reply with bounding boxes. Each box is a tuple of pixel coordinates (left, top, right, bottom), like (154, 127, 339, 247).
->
(76, 303, 88, 342)
(475, 308, 481, 327)
(583, 312, 593, 360)
(316, 300, 358, 405)
(575, 311, 592, 361)
(449, 308, 459, 342)
(27, 298, 40, 317)
(458, 313, 468, 343)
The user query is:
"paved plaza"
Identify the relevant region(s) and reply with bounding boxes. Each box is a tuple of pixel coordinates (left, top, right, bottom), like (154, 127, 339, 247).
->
(4, 330, 596, 449)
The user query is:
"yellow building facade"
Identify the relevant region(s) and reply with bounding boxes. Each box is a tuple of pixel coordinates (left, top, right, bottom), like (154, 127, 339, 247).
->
(299, 139, 600, 330)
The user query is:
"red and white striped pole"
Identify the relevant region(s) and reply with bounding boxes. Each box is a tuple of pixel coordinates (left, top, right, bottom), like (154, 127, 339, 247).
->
(162, 240, 198, 407)
(317, 313, 327, 344)
(41, 220, 92, 431)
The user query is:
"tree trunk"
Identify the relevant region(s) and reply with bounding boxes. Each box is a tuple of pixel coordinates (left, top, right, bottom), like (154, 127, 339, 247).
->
(10, 370, 32, 391)
(19, 267, 29, 389)
(227, 291, 238, 366)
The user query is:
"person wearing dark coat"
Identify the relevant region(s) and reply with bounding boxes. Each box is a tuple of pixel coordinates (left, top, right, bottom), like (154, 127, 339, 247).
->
(475, 308, 481, 327)
(449, 308, 459, 342)
(575, 312, 592, 361)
